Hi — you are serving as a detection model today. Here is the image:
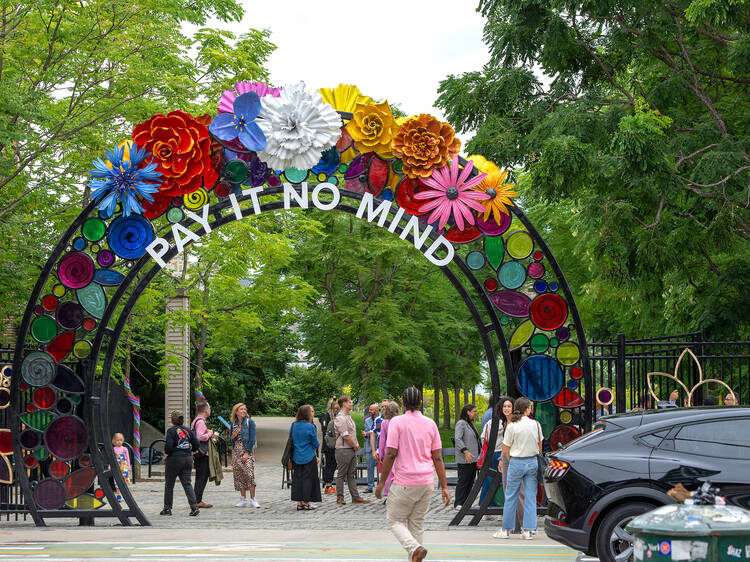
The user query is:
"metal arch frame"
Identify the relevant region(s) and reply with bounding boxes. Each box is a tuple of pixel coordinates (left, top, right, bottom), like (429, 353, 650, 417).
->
(10, 168, 591, 527)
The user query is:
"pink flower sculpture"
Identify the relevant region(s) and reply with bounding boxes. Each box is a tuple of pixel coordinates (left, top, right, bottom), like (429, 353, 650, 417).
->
(218, 81, 282, 114)
(414, 156, 489, 231)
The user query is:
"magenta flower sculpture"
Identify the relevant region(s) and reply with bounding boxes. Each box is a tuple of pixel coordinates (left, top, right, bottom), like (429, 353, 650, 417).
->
(414, 156, 489, 231)
(218, 81, 282, 114)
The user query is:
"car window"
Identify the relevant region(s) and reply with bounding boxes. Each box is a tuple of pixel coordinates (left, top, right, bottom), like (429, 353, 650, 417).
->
(674, 420, 750, 460)
(637, 429, 669, 447)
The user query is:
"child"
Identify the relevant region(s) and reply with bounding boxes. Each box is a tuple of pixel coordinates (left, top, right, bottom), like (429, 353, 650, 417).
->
(112, 433, 131, 501)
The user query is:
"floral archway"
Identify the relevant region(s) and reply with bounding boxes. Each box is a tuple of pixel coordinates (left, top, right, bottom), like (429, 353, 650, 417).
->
(7, 82, 591, 526)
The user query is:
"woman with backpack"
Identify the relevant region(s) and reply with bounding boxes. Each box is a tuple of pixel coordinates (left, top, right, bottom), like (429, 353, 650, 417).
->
(161, 410, 200, 517)
(291, 404, 321, 510)
(230, 403, 259, 508)
(319, 398, 339, 495)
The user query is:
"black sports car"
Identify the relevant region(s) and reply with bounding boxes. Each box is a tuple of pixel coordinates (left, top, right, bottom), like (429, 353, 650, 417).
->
(543, 407, 750, 562)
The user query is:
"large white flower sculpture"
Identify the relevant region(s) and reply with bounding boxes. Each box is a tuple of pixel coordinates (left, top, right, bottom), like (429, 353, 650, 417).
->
(256, 81, 342, 171)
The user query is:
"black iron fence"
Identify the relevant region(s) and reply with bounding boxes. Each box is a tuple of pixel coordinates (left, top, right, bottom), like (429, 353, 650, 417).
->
(587, 332, 750, 425)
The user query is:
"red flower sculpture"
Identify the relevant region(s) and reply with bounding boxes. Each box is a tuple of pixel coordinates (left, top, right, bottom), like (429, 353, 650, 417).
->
(132, 111, 218, 209)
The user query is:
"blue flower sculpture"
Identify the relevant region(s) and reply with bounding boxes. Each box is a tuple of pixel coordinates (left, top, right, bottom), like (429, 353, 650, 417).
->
(209, 91, 266, 151)
(89, 142, 161, 217)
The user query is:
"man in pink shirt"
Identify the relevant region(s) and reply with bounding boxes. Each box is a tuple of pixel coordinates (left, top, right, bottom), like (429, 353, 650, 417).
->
(191, 401, 218, 509)
(376, 388, 450, 562)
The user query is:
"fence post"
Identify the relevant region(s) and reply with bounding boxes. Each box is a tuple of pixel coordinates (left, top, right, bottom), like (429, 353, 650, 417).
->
(616, 334, 626, 414)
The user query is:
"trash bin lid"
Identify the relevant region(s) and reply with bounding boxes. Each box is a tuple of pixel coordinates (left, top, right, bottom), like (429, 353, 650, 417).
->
(627, 504, 750, 536)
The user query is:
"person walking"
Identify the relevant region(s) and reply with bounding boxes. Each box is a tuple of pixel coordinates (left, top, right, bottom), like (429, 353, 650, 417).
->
(377, 401, 400, 499)
(480, 397, 516, 523)
(319, 398, 339, 495)
(191, 401, 219, 509)
(376, 387, 450, 562)
(454, 403, 480, 510)
(333, 395, 369, 505)
(161, 410, 200, 517)
(291, 404, 322, 510)
(363, 403, 382, 493)
(230, 403, 259, 508)
(493, 397, 542, 540)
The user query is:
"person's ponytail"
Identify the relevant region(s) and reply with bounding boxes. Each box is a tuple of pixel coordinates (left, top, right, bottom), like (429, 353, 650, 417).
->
(510, 397, 531, 423)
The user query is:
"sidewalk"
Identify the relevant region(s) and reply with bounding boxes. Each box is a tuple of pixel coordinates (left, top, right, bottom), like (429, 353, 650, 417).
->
(0, 462, 580, 559)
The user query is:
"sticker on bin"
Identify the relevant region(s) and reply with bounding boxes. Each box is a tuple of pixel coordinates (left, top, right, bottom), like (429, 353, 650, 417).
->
(659, 541, 671, 555)
(727, 545, 742, 558)
(671, 540, 708, 561)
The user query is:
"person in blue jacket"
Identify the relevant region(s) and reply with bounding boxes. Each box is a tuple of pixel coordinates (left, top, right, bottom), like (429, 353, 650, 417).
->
(230, 403, 258, 508)
(291, 404, 321, 510)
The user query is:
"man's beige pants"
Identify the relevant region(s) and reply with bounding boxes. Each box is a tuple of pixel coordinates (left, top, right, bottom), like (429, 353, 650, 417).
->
(386, 483, 432, 559)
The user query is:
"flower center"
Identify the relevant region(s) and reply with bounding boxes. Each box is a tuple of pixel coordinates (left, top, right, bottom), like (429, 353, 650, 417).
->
(446, 186, 459, 200)
(236, 117, 247, 131)
(363, 115, 383, 137)
(486, 188, 497, 199)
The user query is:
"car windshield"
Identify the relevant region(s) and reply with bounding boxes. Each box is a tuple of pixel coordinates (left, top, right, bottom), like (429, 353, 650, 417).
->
(552, 415, 640, 452)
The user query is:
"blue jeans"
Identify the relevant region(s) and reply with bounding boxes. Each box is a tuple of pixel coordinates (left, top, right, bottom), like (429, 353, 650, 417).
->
(479, 450, 503, 506)
(502, 457, 538, 531)
(364, 446, 376, 490)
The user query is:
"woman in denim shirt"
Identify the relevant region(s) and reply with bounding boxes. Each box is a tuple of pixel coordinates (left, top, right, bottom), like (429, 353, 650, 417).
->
(230, 403, 258, 508)
(290, 404, 321, 510)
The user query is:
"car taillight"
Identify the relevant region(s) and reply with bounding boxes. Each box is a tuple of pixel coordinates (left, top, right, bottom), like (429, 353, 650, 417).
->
(545, 459, 570, 480)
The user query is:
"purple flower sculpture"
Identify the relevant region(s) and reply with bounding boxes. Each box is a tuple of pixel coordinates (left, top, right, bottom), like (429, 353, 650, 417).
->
(209, 92, 266, 152)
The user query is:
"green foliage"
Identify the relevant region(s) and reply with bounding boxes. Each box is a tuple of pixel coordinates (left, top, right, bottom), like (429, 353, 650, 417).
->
(437, 0, 750, 339)
(259, 365, 343, 416)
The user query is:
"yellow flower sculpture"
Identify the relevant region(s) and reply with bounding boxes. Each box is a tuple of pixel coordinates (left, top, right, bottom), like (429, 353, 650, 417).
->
(391, 114, 460, 178)
(346, 101, 398, 158)
(318, 84, 373, 163)
(647, 348, 737, 407)
(467, 154, 500, 174)
(473, 169, 519, 224)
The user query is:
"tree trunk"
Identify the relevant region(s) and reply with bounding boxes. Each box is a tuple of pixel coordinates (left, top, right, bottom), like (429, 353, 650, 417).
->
(359, 333, 368, 400)
(432, 373, 440, 425)
(454, 382, 460, 421)
(472, 388, 476, 406)
(194, 279, 210, 390)
(463, 386, 469, 405)
(440, 367, 450, 429)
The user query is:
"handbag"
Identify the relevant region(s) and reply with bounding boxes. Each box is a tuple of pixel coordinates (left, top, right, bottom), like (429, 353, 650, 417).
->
(536, 421, 548, 481)
(477, 424, 489, 468)
(280, 423, 294, 470)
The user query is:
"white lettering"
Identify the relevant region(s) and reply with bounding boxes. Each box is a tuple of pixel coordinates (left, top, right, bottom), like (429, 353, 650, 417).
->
(423, 236, 455, 267)
(228, 194, 243, 219)
(146, 238, 170, 268)
(387, 207, 406, 233)
(172, 223, 200, 254)
(356, 192, 392, 227)
(283, 182, 308, 209)
(311, 182, 340, 211)
(399, 215, 433, 250)
(242, 186, 264, 215)
(183, 204, 212, 234)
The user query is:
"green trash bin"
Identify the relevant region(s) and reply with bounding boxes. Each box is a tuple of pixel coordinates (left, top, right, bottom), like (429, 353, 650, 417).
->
(626, 504, 750, 562)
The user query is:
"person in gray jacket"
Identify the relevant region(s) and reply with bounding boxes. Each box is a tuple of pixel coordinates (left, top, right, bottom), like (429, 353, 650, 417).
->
(454, 403, 480, 509)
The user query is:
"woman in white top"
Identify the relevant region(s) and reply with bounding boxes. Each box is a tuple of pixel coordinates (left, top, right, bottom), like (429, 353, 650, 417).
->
(479, 396, 513, 515)
(493, 397, 542, 540)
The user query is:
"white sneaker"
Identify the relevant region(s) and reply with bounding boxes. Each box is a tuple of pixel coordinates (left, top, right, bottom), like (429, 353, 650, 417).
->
(454, 505, 462, 511)
(235, 498, 248, 507)
(249, 498, 260, 508)
(521, 530, 536, 540)
(493, 529, 512, 539)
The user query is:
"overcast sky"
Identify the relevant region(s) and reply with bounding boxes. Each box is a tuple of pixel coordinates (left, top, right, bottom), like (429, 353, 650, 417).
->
(207, 1, 490, 147)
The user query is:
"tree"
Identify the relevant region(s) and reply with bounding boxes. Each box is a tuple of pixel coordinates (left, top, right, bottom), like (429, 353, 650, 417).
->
(0, 0, 275, 322)
(436, 0, 750, 339)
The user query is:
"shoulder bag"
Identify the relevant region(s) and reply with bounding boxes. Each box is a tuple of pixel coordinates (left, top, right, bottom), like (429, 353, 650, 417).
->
(536, 421, 548, 481)
(476, 421, 489, 468)
(281, 422, 295, 470)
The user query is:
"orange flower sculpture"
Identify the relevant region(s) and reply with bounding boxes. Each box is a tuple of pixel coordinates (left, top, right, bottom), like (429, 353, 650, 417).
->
(132, 110, 218, 208)
(474, 169, 518, 224)
(346, 101, 398, 157)
(392, 114, 460, 178)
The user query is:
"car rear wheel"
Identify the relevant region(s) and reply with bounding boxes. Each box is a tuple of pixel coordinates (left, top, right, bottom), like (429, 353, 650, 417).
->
(595, 502, 654, 562)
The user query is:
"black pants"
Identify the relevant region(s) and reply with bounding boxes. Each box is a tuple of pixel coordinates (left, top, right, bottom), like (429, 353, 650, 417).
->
(321, 447, 337, 484)
(292, 459, 322, 503)
(164, 455, 197, 509)
(455, 462, 477, 507)
(194, 453, 209, 503)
